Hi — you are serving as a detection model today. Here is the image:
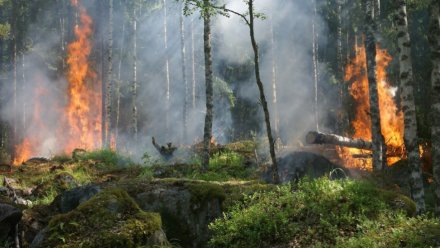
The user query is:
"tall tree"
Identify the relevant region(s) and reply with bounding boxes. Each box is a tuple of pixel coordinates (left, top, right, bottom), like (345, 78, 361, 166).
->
(180, 1, 189, 143)
(115, 0, 127, 149)
(131, 3, 138, 144)
(312, 0, 319, 131)
(429, 0, 440, 215)
(183, 0, 215, 169)
(105, 0, 114, 148)
(200, 0, 214, 170)
(336, 0, 346, 134)
(364, 0, 386, 171)
(191, 17, 197, 110)
(247, 0, 279, 183)
(269, 17, 280, 143)
(163, 0, 171, 138)
(213, 0, 280, 183)
(394, 0, 425, 214)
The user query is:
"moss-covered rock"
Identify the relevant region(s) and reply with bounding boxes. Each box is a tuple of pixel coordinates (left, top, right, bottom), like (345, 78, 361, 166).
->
(36, 188, 168, 248)
(117, 178, 272, 248)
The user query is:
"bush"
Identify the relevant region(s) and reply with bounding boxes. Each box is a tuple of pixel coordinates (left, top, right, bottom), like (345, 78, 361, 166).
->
(336, 215, 440, 248)
(208, 177, 421, 248)
(81, 149, 134, 168)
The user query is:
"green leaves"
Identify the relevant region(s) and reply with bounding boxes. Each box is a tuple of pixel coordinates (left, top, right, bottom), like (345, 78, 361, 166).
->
(0, 23, 10, 39)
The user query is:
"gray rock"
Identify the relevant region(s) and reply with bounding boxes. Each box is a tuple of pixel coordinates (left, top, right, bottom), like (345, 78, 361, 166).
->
(51, 185, 101, 213)
(131, 182, 223, 248)
(29, 227, 47, 248)
(0, 203, 22, 241)
(263, 151, 349, 183)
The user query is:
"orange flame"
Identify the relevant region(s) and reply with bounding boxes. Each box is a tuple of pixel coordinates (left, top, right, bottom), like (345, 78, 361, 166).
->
(13, 80, 52, 165)
(12, 0, 101, 164)
(64, 0, 101, 153)
(339, 44, 404, 170)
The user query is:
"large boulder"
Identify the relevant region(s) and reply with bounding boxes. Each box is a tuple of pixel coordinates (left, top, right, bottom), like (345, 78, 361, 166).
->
(120, 179, 271, 248)
(33, 188, 168, 248)
(51, 184, 101, 213)
(262, 151, 349, 183)
(0, 203, 22, 241)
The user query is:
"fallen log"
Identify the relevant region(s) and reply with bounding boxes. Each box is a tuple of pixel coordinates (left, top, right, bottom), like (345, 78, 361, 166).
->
(306, 131, 372, 150)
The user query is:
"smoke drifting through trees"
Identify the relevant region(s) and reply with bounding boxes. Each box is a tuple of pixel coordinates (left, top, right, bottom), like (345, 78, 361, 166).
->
(0, 0, 330, 160)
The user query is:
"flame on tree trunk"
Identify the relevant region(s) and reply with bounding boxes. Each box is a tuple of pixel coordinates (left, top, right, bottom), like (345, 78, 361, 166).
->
(337, 44, 405, 170)
(64, 0, 101, 153)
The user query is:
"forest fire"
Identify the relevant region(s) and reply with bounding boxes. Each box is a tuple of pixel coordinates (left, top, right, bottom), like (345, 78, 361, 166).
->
(338, 45, 405, 170)
(64, 0, 101, 153)
(13, 0, 101, 164)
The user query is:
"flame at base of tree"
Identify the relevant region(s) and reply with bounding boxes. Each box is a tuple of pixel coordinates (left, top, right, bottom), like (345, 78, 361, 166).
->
(338, 44, 405, 170)
(63, 0, 101, 153)
(12, 0, 101, 165)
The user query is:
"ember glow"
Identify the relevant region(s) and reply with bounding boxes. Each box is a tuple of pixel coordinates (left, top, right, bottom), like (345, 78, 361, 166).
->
(13, 0, 101, 164)
(338, 44, 405, 170)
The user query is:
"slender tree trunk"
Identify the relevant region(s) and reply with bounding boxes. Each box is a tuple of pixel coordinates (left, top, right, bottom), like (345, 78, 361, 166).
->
(429, 1, 440, 215)
(248, 0, 279, 184)
(132, 7, 138, 144)
(312, 0, 319, 131)
(21, 52, 25, 137)
(163, 0, 171, 138)
(105, 0, 113, 147)
(374, 0, 380, 22)
(0, 38, 4, 149)
(180, 2, 188, 143)
(201, 0, 214, 170)
(394, 0, 426, 214)
(58, 0, 66, 70)
(100, 0, 106, 148)
(191, 18, 197, 110)
(115, 20, 125, 149)
(270, 17, 280, 144)
(364, 0, 386, 171)
(336, 0, 347, 134)
(12, 40, 17, 153)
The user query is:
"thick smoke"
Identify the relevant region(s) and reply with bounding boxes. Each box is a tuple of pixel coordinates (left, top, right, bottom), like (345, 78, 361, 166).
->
(0, 0, 332, 161)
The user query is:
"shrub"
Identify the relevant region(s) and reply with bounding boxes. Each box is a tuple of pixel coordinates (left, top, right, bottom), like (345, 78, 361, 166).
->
(81, 149, 134, 168)
(208, 177, 420, 248)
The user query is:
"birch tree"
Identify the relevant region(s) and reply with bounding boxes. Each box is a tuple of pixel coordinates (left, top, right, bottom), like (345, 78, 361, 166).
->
(364, 0, 386, 171)
(394, 0, 425, 213)
(429, 0, 440, 215)
(183, 0, 215, 170)
(206, 0, 280, 183)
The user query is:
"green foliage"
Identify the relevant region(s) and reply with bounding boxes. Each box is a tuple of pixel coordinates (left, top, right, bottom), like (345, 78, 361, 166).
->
(0, 23, 10, 39)
(214, 76, 236, 108)
(51, 154, 72, 164)
(42, 188, 166, 248)
(80, 149, 134, 168)
(208, 177, 422, 248)
(146, 150, 254, 182)
(336, 215, 440, 247)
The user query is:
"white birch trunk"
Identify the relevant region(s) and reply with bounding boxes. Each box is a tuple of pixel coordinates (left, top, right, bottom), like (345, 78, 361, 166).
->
(395, 0, 426, 214)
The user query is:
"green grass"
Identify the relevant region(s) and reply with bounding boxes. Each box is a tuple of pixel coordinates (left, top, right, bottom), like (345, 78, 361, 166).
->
(80, 149, 134, 168)
(208, 177, 431, 248)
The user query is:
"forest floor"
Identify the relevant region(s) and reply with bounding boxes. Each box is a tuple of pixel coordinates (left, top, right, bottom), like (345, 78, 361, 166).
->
(0, 141, 439, 248)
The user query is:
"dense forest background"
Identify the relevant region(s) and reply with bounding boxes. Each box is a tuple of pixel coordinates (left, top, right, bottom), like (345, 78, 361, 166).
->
(0, 0, 434, 159)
